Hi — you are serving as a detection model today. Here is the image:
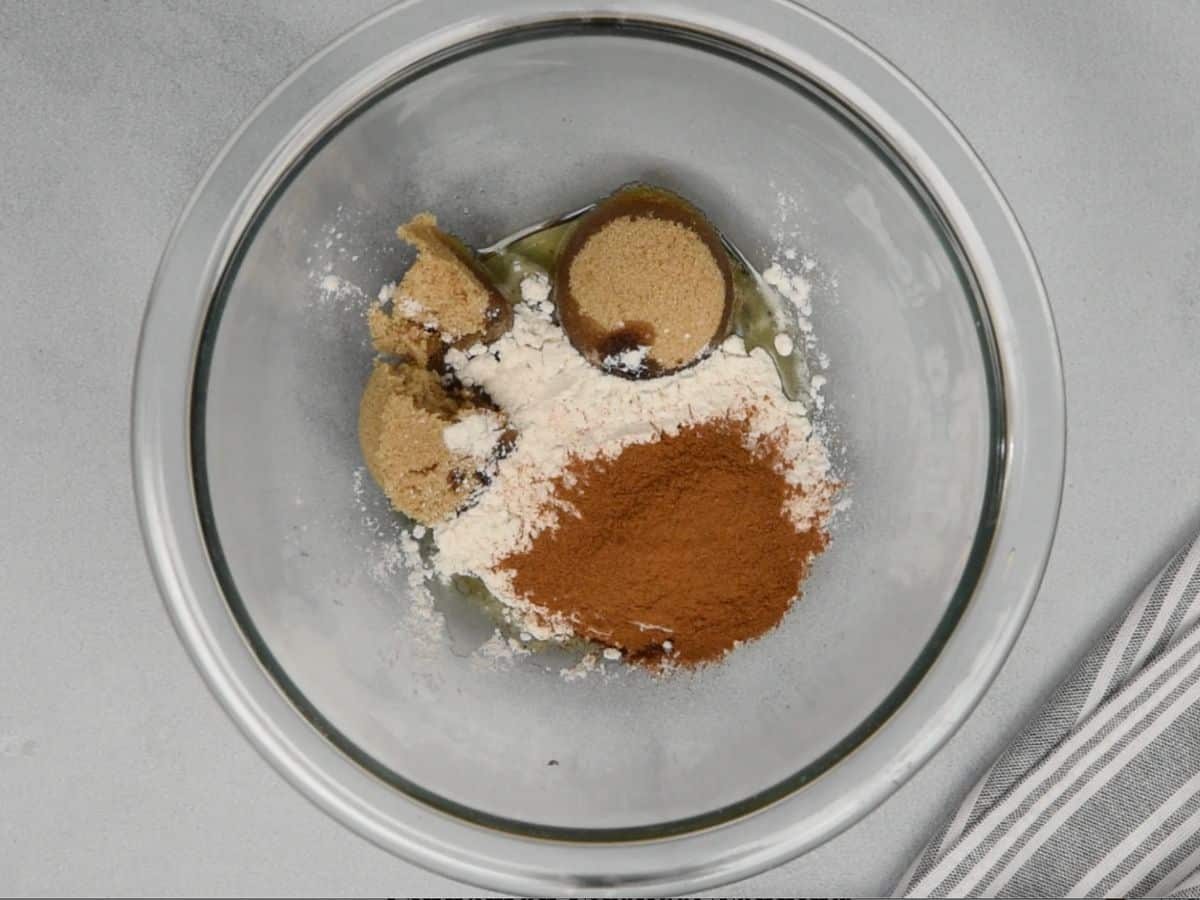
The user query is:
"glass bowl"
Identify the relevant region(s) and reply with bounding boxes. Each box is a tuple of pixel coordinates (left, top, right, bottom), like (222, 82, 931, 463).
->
(132, 1, 1064, 895)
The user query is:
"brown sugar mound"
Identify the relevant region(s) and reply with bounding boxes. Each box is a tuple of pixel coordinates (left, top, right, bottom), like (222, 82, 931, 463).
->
(498, 418, 829, 666)
(555, 186, 734, 375)
(565, 216, 728, 371)
(358, 361, 502, 525)
(368, 213, 512, 364)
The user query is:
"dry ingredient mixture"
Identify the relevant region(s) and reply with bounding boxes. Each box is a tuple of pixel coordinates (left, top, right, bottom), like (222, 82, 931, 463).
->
(357, 185, 837, 672)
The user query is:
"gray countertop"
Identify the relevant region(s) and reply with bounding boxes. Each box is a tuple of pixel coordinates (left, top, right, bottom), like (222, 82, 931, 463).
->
(3, 1, 1199, 895)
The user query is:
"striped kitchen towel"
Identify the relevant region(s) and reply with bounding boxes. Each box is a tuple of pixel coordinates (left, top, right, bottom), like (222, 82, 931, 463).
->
(897, 533, 1200, 898)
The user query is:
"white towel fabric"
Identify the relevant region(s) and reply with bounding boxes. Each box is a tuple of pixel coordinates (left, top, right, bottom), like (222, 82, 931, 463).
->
(897, 534, 1200, 898)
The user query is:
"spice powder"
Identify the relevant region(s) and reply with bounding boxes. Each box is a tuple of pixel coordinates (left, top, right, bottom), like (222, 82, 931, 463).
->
(498, 416, 829, 666)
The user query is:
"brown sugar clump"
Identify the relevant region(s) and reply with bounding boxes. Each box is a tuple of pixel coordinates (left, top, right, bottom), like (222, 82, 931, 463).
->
(556, 186, 733, 375)
(368, 213, 512, 364)
(358, 361, 503, 525)
(367, 304, 441, 367)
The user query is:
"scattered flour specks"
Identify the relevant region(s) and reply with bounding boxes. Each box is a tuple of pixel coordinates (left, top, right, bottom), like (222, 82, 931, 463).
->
(560, 652, 600, 682)
(314, 274, 367, 311)
(471, 629, 532, 672)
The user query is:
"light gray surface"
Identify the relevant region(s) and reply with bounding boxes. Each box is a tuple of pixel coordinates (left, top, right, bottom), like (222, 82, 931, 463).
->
(1, 1, 1197, 896)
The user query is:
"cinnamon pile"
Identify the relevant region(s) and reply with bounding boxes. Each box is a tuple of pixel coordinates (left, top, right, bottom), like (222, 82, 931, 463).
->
(498, 417, 829, 666)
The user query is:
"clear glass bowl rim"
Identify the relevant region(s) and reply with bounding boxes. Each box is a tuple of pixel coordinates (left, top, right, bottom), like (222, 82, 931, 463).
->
(132, 1, 1066, 895)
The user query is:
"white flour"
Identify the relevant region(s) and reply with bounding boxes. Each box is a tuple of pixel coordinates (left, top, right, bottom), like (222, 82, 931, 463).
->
(518, 272, 551, 304)
(313, 274, 366, 312)
(442, 410, 506, 458)
(601, 344, 650, 374)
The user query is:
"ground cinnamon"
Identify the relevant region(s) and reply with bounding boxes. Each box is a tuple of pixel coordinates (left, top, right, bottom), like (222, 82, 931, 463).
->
(498, 417, 829, 666)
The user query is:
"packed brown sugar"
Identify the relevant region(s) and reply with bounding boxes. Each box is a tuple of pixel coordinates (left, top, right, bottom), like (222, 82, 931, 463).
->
(562, 214, 729, 371)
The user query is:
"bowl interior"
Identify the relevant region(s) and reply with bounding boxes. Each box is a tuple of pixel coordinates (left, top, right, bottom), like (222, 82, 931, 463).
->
(196, 23, 1000, 835)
